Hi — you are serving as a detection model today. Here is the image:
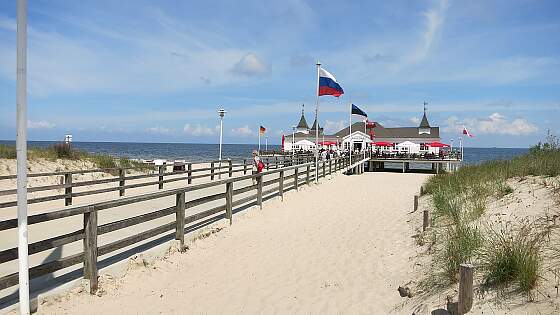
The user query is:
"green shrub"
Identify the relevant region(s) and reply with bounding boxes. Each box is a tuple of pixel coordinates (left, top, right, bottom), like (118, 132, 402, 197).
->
(91, 155, 117, 169)
(440, 223, 483, 282)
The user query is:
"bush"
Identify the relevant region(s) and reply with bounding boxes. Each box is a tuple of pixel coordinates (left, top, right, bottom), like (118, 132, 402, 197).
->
(0, 144, 17, 159)
(439, 222, 483, 282)
(52, 143, 75, 159)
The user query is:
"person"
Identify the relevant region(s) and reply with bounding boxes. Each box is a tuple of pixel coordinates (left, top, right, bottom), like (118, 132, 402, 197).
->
(252, 150, 264, 184)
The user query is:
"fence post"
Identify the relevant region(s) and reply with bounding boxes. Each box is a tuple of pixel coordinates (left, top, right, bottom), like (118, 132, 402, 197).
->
(225, 182, 233, 225)
(175, 192, 186, 251)
(243, 159, 248, 175)
(414, 195, 419, 211)
(458, 264, 474, 314)
(322, 161, 326, 178)
(211, 162, 215, 180)
(257, 174, 263, 209)
(228, 159, 233, 177)
(64, 173, 72, 206)
(83, 206, 98, 294)
(158, 165, 164, 189)
(119, 168, 125, 197)
(329, 159, 332, 175)
(306, 165, 310, 186)
(279, 170, 284, 201)
(187, 163, 192, 184)
(294, 167, 299, 191)
(423, 210, 429, 232)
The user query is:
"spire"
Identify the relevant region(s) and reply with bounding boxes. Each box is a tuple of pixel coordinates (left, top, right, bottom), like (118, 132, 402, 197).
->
(419, 101, 430, 128)
(310, 118, 323, 133)
(296, 104, 309, 129)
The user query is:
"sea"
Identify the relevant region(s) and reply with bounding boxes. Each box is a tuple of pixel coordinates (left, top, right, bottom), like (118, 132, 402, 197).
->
(0, 141, 529, 165)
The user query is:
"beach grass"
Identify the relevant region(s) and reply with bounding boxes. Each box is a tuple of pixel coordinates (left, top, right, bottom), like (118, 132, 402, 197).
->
(424, 132, 559, 292)
(0, 143, 145, 171)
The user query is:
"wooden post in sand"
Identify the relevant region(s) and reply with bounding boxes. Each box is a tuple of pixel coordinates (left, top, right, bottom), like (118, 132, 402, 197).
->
(423, 210, 429, 232)
(329, 159, 332, 175)
(158, 165, 164, 189)
(225, 182, 233, 225)
(187, 163, 192, 184)
(64, 173, 72, 206)
(175, 192, 186, 249)
(306, 165, 311, 185)
(210, 162, 215, 180)
(458, 264, 474, 314)
(414, 195, 419, 211)
(279, 170, 284, 201)
(83, 206, 98, 294)
(228, 159, 233, 177)
(322, 161, 326, 178)
(294, 167, 299, 191)
(118, 168, 125, 196)
(256, 174, 263, 209)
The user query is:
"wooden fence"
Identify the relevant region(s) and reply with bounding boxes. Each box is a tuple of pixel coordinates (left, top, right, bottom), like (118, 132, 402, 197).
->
(0, 154, 364, 294)
(0, 154, 315, 209)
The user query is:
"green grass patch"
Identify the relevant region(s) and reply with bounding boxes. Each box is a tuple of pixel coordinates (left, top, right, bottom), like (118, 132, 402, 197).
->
(0, 144, 17, 159)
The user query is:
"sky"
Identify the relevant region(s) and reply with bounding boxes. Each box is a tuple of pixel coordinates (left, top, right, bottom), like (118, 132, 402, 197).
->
(0, 0, 559, 147)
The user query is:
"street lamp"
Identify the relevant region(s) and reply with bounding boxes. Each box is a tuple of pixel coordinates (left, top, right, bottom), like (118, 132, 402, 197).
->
(218, 109, 226, 179)
(291, 125, 296, 158)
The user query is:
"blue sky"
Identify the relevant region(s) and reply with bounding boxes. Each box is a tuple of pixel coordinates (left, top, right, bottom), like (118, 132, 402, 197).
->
(0, 0, 559, 147)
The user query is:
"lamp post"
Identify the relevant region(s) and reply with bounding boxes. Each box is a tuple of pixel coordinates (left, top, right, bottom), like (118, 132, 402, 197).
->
(265, 135, 268, 151)
(218, 109, 226, 179)
(16, 0, 30, 314)
(291, 125, 296, 158)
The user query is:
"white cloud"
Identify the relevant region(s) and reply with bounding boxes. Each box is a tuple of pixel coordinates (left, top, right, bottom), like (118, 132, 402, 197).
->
(231, 53, 270, 77)
(230, 125, 253, 136)
(324, 120, 345, 134)
(183, 124, 218, 136)
(409, 116, 420, 125)
(444, 113, 538, 136)
(28, 120, 55, 129)
(410, 0, 449, 64)
(146, 126, 173, 134)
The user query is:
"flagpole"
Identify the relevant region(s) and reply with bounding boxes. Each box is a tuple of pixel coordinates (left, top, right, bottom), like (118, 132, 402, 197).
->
(16, 0, 30, 313)
(314, 60, 321, 183)
(258, 130, 261, 153)
(349, 97, 352, 167)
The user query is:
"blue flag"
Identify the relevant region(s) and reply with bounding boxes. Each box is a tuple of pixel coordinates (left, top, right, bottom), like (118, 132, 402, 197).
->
(351, 104, 367, 117)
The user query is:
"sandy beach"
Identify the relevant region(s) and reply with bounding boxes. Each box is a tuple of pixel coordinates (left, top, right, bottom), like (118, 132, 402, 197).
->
(17, 171, 429, 314)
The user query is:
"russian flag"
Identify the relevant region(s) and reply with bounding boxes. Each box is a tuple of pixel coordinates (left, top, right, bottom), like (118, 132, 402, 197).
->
(318, 68, 344, 97)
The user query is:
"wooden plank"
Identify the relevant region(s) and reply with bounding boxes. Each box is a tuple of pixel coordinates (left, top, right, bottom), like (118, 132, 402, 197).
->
(0, 229, 83, 264)
(232, 193, 257, 208)
(225, 182, 233, 225)
(186, 192, 226, 209)
(0, 252, 84, 291)
(184, 205, 225, 225)
(233, 184, 255, 196)
(97, 222, 176, 257)
(65, 173, 73, 206)
(176, 192, 186, 251)
(83, 206, 98, 294)
(98, 206, 175, 235)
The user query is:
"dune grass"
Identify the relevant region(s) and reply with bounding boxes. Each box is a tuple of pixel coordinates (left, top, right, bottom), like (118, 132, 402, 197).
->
(0, 143, 145, 172)
(423, 132, 559, 293)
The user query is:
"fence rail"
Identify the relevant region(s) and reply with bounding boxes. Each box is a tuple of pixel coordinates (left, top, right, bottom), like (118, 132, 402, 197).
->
(0, 155, 317, 209)
(0, 154, 367, 294)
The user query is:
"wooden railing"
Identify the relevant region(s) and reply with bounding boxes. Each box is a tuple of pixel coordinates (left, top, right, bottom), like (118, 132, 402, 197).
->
(0, 155, 317, 209)
(0, 154, 365, 294)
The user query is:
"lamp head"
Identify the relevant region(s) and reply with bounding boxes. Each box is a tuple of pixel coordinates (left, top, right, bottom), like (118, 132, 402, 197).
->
(218, 109, 226, 117)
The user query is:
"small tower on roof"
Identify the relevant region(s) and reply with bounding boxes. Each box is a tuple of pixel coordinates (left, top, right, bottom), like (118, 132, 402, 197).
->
(310, 117, 323, 134)
(296, 104, 309, 134)
(418, 101, 431, 135)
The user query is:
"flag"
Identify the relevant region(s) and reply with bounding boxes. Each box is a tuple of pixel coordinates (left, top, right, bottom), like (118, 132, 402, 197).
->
(351, 104, 367, 117)
(462, 126, 474, 138)
(318, 68, 344, 97)
(259, 126, 266, 134)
